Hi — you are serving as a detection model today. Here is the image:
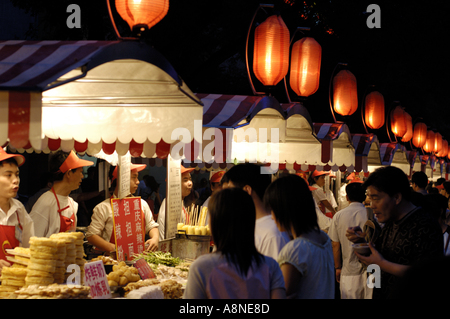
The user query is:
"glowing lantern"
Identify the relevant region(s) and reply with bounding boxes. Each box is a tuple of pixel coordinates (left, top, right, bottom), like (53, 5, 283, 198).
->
(253, 15, 290, 87)
(115, 0, 169, 32)
(401, 112, 413, 142)
(364, 91, 385, 129)
(434, 132, 443, 154)
(289, 37, 321, 97)
(390, 106, 407, 138)
(412, 122, 427, 148)
(423, 130, 435, 153)
(332, 70, 358, 116)
(437, 140, 448, 158)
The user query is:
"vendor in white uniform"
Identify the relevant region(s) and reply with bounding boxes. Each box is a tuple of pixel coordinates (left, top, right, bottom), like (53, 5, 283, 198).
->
(309, 170, 336, 218)
(158, 166, 194, 240)
(86, 163, 159, 252)
(30, 150, 94, 237)
(0, 148, 34, 273)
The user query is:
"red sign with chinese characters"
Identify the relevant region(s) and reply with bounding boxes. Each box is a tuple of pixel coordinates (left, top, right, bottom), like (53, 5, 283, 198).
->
(84, 260, 111, 299)
(111, 197, 146, 262)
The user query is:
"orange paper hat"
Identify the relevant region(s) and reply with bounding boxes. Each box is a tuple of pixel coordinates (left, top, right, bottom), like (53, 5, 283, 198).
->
(112, 163, 147, 180)
(181, 166, 195, 174)
(0, 148, 25, 167)
(311, 170, 329, 178)
(59, 151, 93, 173)
(210, 171, 225, 183)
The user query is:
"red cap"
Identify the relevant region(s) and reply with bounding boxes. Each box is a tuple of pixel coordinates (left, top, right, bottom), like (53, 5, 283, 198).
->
(181, 166, 195, 174)
(0, 148, 25, 167)
(112, 163, 147, 180)
(59, 150, 93, 173)
(312, 170, 329, 178)
(210, 171, 225, 183)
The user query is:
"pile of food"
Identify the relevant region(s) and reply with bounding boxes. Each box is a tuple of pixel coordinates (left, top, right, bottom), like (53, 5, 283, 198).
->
(10, 284, 91, 299)
(106, 261, 141, 287)
(132, 251, 191, 281)
(0, 266, 28, 298)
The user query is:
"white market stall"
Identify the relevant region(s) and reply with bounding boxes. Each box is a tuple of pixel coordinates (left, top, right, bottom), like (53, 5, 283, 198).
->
(368, 143, 412, 177)
(0, 40, 203, 158)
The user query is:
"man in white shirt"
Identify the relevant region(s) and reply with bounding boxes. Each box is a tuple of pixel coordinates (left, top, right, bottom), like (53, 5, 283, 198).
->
(328, 181, 371, 299)
(86, 163, 159, 252)
(221, 163, 289, 260)
(30, 150, 94, 237)
(0, 149, 35, 274)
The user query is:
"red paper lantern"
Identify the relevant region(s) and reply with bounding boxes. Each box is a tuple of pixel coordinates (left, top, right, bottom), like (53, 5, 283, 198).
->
(412, 122, 427, 148)
(434, 132, 443, 154)
(332, 70, 358, 116)
(401, 112, 413, 142)
(364, 91, 385, 129)
(390, 106, 407, 138)
(289, 37, 321, 97)
(253, 15, 290, 87)
(115, 0, 169, 31)
(423, 130, 435, 153)
(437, 140, 448, 158)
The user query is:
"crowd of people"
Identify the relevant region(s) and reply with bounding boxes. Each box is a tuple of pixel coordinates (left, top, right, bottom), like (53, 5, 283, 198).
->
(185, 164, 450, 299)
(1, 146, 449, 299)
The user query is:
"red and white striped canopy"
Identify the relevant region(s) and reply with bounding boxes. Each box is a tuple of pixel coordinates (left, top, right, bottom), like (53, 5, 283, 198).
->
(1, 40, 203, 155)
(351, 133, 380, 172)
(313, 122, 355, 169)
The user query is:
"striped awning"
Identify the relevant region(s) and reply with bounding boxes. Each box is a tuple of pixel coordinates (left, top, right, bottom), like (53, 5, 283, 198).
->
(313, 122, 355, 169)
(1, 40, 203, 155)
(351, 133, 380, 172)
(0, 40, 118, 150)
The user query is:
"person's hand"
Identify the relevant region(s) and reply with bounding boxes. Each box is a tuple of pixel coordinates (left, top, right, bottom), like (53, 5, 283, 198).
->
(354, 242, 384, 266)
(346, 226, 366, 243)
(145, 237, 159, 252)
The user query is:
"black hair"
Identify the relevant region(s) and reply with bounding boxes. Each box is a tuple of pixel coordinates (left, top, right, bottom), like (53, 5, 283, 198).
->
(363, 166, 412, 202)
(345, 182, 366, 203)
(208, 187, 263, 276)
(221, 163, 271, 200)
(48, 150, 73, 182)
(423, 193, 449, 221)
(0, 157, 19, 167)
(264, 174, 319, 238)
(411, 171, 428, 189)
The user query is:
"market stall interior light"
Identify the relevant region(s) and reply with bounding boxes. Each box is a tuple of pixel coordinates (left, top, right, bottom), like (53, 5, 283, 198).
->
(289, 37, 321, 97)
(253, 15, 290, 87)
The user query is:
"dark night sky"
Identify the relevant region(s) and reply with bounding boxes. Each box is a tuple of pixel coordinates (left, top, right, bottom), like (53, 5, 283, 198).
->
(2, 0, 450, 148)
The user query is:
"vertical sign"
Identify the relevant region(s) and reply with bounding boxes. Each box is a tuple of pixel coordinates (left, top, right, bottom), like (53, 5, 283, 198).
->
(166, 154, 182, 239)
(111, 197, 145, 261)
(118, 153, 131, 199)
(84, 260, 111, 299)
